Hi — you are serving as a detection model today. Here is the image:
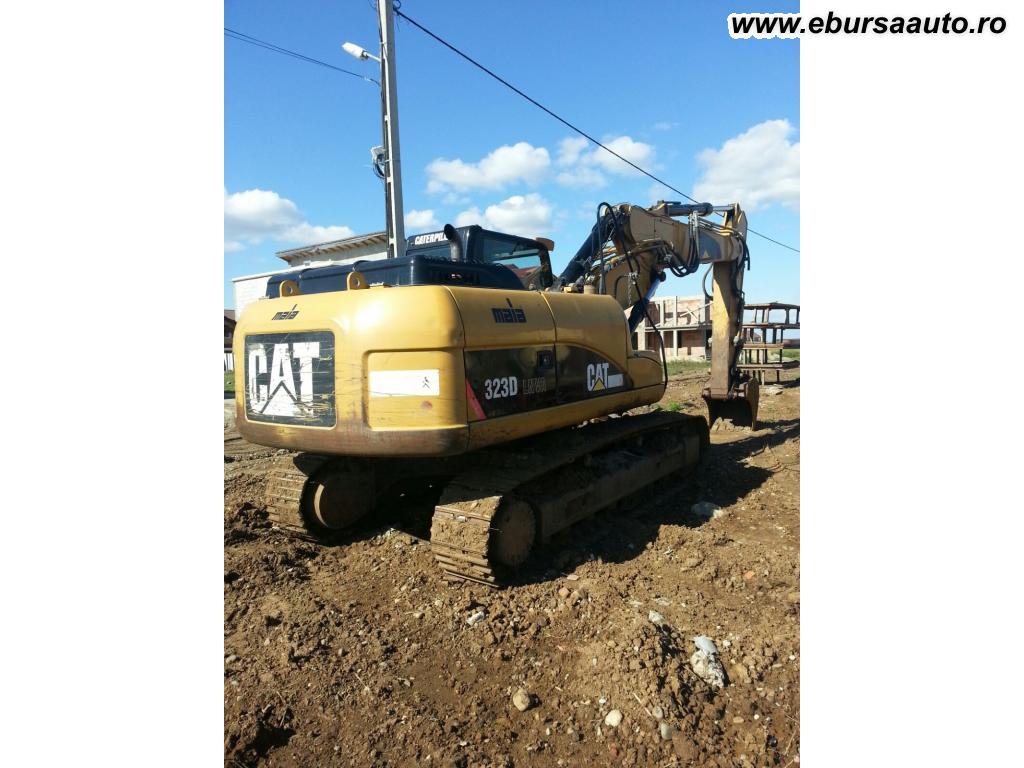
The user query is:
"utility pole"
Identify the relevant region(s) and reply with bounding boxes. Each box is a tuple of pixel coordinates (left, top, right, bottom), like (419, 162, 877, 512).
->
(378, 0, 405, 259)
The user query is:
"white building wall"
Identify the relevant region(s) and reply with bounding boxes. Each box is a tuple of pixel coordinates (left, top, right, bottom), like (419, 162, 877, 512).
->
(233, 274, 276, 319)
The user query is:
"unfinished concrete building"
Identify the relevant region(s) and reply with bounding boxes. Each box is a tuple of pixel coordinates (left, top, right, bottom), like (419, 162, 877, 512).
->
(630, 295, 710, 360)
(739, 302, 801, 383)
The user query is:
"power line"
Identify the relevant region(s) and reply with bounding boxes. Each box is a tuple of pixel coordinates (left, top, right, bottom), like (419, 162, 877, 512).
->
(224, 20, 800, 254)
(394, 9, 800, 254)
(224, 28, 379, 85)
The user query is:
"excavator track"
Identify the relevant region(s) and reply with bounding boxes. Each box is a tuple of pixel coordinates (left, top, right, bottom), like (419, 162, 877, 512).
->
(264, 453, 329, 539)
(264, 452, 445, 541)
(263, 413, 707, 586)
(430, 411, 708, 587)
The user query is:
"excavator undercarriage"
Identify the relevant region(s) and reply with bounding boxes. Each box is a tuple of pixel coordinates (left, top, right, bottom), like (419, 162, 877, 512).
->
(264, 409, 707, 585)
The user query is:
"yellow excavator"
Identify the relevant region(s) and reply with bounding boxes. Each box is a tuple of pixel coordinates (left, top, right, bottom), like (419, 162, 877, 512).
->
(233, 200, 757, 585)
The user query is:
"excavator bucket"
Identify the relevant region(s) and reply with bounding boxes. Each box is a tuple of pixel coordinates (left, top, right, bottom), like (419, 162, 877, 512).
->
(703, 378, 759, 430)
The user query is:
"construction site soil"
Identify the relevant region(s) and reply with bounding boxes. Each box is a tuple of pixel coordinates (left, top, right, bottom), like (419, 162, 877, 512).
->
(224, 370, 800, 767)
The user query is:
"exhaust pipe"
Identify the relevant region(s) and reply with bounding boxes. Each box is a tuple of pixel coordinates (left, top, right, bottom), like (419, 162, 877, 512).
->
(443, 224, 463, 262)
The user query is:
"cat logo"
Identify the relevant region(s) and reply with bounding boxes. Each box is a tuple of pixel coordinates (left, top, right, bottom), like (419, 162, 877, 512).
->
(587, 362, 610, 391)
(586, 362, 625, 392)
(412, 231, 448, 245)
(247, 341, 321, 415)
(244, 331, 335, 426)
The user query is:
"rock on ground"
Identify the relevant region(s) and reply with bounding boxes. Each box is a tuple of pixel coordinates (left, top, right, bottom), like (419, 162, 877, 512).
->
(512, 688, 533, 712)
(690, 649, 727, 690)
(691, 501, 723, 519)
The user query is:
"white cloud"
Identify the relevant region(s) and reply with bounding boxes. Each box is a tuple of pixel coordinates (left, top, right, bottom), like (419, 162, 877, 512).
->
(556, 137, 589, 166)
(557, 166, 607, 189)
(692, 119, 800, 211)
(554, 135, 655, 188)
(426, 142, 550, 194)
(454, 193, 553, 235)
(652, 121, 676, 131)
(646, 182, 675, 204)
(440, 191, 470, 206)
(224, 188, 301, 240)
(223, 188, 354, 251)
(453, 208, 483, 227)
(284, 223, 356, 243)
(590, 135, 655, 175)
(405, 209, 441, 231)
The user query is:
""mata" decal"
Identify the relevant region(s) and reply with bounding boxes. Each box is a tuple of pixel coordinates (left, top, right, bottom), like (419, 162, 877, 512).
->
(491, 298, 527, 324)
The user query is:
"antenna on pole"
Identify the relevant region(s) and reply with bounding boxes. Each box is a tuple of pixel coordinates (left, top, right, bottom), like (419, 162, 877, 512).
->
(378, 0, 405, 259)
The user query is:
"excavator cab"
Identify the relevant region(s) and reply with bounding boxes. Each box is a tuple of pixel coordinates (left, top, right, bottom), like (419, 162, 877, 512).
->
(264, 225, 554, 298)
(406, 225, 554, 291)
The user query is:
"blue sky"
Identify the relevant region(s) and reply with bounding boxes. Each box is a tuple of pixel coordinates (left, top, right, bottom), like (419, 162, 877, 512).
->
(225, 0, 799, 308)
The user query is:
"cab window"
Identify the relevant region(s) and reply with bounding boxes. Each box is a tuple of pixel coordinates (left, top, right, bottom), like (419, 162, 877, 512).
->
(410, 243, 451, 261)
(477, 235, 552, 290)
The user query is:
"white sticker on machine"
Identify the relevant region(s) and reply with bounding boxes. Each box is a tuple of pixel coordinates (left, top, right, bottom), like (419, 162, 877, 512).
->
(369, 369, 441, 397)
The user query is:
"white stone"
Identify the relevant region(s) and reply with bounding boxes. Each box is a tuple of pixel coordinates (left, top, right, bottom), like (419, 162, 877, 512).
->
(691, 501, 723, 519)
(512, 688, 533, 712)
(604, 709, 623, 728)
(693, 635, 718, 655)
(690, 649, 726, 690)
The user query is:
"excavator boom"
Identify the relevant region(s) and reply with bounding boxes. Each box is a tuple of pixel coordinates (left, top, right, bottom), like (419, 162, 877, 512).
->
(558, 201, 758, 429)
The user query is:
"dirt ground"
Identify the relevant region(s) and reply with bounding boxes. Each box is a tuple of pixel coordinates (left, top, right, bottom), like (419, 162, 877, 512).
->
(224, 370, 800, 767)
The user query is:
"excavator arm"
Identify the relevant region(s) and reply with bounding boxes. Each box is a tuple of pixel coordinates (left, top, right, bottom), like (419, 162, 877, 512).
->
(556, 201, 759, 429)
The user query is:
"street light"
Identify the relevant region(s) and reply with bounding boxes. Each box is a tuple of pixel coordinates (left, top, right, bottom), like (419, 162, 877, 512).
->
(341, 1, 404, 259)
(342, 41, 380, 63)
(342, 37, 383, 165)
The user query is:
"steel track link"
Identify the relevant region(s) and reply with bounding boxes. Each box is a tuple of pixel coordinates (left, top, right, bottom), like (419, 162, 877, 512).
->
(429, 411, 708, 586)
(264, 453, 328, 540)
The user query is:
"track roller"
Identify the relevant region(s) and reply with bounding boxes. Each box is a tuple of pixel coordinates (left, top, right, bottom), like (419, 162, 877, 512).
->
(265, 454, 374, 539)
